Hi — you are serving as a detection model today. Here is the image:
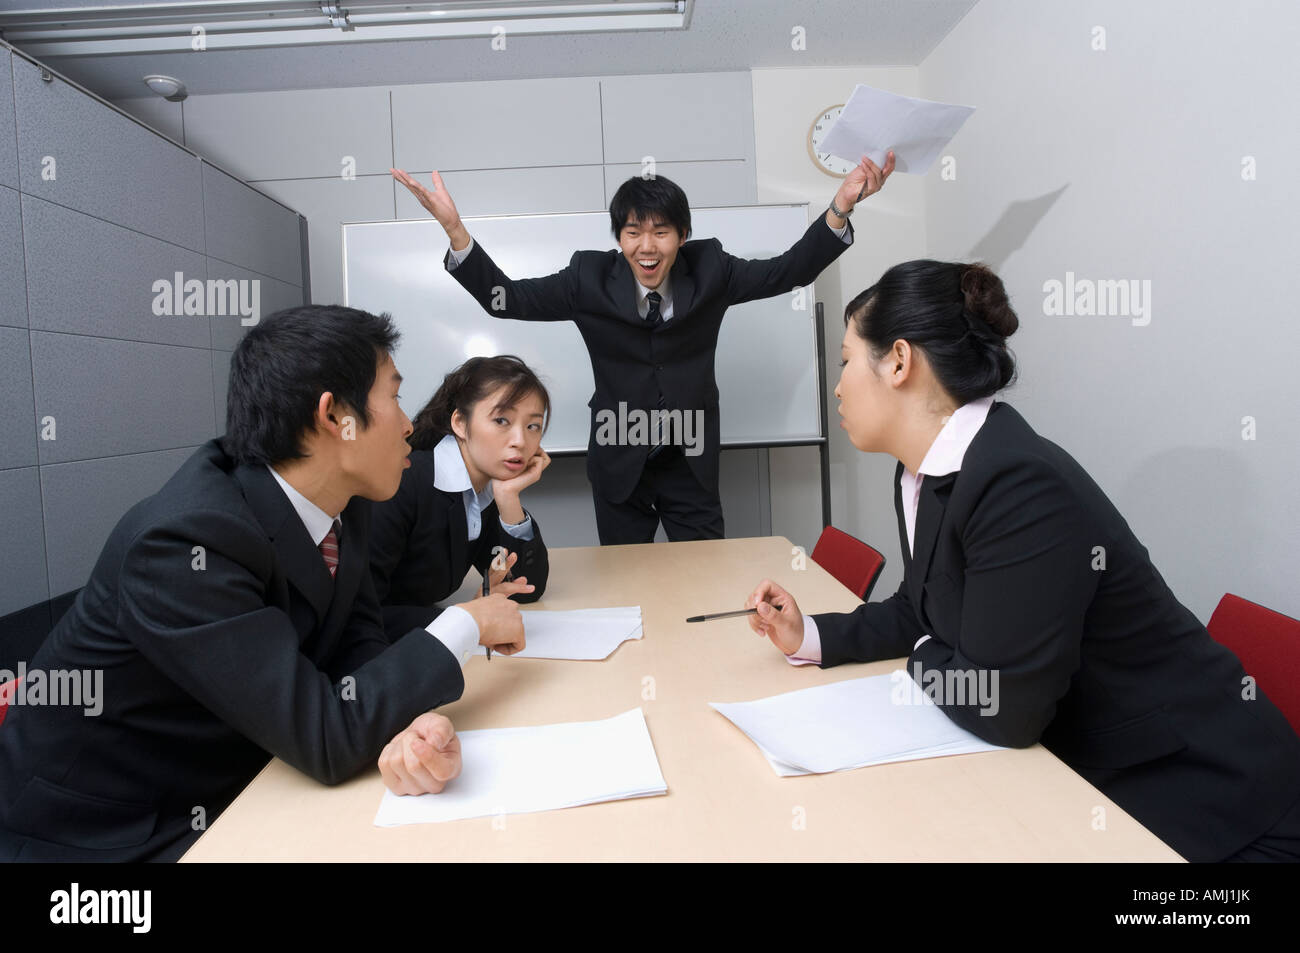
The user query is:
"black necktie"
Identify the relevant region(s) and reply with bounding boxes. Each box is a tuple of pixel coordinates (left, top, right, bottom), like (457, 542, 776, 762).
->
(645, 290, 663, 327)
(644, 291, 670, 458)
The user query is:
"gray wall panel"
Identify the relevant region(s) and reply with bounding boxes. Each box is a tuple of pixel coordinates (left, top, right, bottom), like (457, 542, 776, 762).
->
(393, 165, 606, 223)
(601, 73, 754, 164)
(109, 95, 185, 145)
(31, 333, 215, 464)
(202, 162, 304, 285)
(212, 350, 231, 436)
(207, 262, 303, 351)
(0, 185, 26, 328)
(602, 160, 757, 208)
(392, 78, 603, 172)
(0, 467, 48, 615)
(184, 87, 393, 181)
(0, 327, 36, 470)
(11, 57, 204, 252)
(23, 196, 210, 348)
(254, 175, 395, 307)
(0, 50, 16, 189)
(40, 447, 196, 597)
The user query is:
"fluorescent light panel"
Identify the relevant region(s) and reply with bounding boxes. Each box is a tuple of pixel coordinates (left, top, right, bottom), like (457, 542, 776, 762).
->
(0, 1, 690, 56)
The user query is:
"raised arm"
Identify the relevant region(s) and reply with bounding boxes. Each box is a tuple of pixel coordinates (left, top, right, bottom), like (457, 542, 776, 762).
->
(724, 151, 895, 305)
(393, 167, 577, 321)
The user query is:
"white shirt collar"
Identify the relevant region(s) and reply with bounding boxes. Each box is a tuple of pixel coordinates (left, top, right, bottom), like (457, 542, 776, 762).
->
(911, 396, 995, 479)
(266, 466, 338, 546)
(432, 433, 493, 503)
(636, 275, 672, 312)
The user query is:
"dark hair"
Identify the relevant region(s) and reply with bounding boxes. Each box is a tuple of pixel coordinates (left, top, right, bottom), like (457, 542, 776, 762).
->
(223, 304, 400, 466)
(609, 174, 691, 240)
(845, 260, 1018, 405)
(409, 355, 551, 452)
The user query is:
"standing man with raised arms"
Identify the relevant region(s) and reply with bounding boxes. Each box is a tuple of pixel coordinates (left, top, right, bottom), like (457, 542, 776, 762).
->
(394, 153, 893, 544)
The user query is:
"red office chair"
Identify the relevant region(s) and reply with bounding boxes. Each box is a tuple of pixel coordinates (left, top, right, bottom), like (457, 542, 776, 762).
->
(811, 526, 887, 601)
(1207, 593, 1300, 738)
(0, 676, 21, 728)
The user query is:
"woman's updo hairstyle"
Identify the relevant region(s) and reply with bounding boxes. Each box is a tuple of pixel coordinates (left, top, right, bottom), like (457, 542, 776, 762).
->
(409, 354, 551, 451)
(845, 260, 1018, 405)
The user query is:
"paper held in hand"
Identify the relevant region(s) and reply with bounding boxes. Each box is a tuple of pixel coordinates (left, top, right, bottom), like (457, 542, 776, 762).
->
(820, 84, 976, 175)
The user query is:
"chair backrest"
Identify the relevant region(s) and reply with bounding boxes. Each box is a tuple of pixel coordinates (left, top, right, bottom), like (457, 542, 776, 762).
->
(811, 526, 886, 601)
(0, 676, 22, 728)
(1208, 593, 1300, 738)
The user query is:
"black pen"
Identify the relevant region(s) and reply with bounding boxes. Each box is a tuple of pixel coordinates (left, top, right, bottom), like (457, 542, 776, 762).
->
(482, 571, 491, 661)
(686, 604, 783, 623)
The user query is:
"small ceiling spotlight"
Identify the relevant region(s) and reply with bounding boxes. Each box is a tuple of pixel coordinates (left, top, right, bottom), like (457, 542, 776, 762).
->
(143, 74, 188, 102)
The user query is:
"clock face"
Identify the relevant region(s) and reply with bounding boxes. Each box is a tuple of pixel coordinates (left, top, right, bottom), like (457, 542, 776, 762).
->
(808, 105, 855, 177)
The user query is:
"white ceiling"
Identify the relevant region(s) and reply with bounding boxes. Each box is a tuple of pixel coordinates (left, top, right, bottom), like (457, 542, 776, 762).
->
(0, 0, 978, 99)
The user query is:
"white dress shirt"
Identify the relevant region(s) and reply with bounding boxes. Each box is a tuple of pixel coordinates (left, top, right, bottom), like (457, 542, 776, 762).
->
(786, 397, 996, 665)
(431, 433, 535, 543)
(266, 465, 481, 668)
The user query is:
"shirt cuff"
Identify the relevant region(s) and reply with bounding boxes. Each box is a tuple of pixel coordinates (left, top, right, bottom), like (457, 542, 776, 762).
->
(499, 512, 535, 541)
(426, 604, 480, 668)
(446, 236, 476, 269)
(914, 634, 931, 650)
(786, 614, 823, 666)
(827, 220, 851, 243)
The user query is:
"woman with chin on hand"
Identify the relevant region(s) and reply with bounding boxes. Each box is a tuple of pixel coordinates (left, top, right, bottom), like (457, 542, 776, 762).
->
(368, 354, 552, 645)
(745, 260, 1300, 862)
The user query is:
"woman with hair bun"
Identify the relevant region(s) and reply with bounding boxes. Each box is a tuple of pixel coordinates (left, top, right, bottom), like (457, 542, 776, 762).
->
(369, 355, 552, 645)
(745, 260, 1300, 862)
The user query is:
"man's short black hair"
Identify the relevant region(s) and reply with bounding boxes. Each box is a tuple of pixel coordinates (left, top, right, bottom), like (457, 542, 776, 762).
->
(609, 174, 692, 240)
(223, 304, 400, 466)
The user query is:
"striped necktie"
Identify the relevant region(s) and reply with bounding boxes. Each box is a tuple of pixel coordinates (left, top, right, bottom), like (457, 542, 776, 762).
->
(319, 520, 341, 578)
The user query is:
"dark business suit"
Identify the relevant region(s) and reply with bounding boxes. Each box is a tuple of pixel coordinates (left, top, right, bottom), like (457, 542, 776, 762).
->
(367, 447, 549, 642)
(812, 401, 1300, 862)
(445, 218, 852, 541)
(0, 439, 464, 862)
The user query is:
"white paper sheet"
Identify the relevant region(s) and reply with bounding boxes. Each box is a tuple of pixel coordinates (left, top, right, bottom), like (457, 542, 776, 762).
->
(508, 606, 643, 660)
(710, 670, 1005, 776)
(374, 708, 667, 826)
(819, 84, 976, 175)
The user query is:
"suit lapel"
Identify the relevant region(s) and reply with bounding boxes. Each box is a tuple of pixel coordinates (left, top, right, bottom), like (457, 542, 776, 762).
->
(234, 463, 333, 624)
(893, 461, 911, 577)
(669, 252, 695, 321)
(446, 491, 470, 580)
(908, 472, 959, 606)
(606, 254, 640, 325)
(317, 501, 367, 649)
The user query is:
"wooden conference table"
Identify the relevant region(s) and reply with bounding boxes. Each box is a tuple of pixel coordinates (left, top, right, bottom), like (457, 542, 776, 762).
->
(182, 536, 1182, 862)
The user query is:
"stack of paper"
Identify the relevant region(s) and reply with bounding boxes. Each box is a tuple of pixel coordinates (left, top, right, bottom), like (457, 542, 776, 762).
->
(374, 708, 667, 826)
(710, 670, 1005, 777)
(818, 84, 976, 175)
(509, 606, 643, 660)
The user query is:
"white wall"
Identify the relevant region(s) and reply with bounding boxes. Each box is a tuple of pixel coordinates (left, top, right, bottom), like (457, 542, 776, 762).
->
(920, 0, 1300, 620)
(752, 66, 928, 597)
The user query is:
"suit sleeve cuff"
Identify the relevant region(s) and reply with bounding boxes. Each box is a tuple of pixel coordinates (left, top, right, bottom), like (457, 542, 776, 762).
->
(500, 512, 535, 541)
(426, 605, 480, 668)
(786, 614, 823, 666)
(445, 236, 476, 270)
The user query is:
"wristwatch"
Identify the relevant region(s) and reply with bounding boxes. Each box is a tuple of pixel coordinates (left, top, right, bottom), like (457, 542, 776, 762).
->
(828, 198, 853, 219)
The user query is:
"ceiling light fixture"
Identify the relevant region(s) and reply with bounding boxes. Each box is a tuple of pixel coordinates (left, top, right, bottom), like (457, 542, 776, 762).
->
(0, 1, 691, 57)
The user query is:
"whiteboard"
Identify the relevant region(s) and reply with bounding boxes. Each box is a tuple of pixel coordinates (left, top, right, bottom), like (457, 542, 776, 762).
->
(343, 205, 825, 453)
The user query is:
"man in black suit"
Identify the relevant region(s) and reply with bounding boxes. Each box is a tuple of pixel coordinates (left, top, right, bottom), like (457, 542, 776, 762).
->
(393, 155, 893, 544)
(0, 306, 525, 862)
